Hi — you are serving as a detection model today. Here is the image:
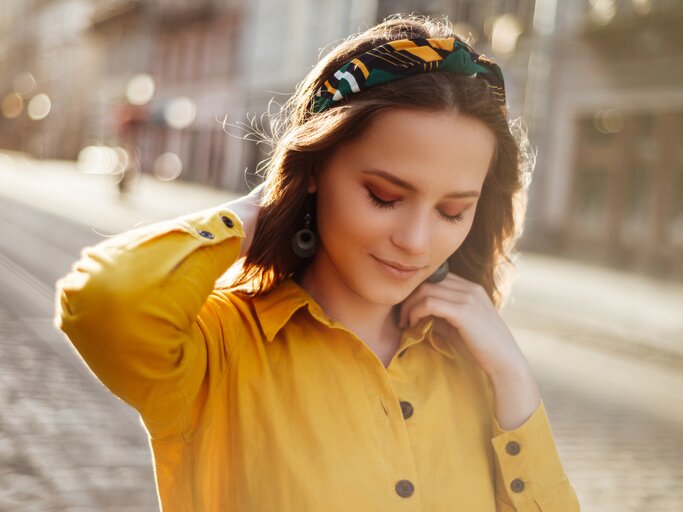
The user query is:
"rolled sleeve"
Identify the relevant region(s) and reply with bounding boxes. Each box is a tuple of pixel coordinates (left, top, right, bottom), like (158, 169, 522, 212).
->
(491, 399, 581, 511)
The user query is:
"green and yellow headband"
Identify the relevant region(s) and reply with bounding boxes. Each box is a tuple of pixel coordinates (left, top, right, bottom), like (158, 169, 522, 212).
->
(312, 37, 506, 113)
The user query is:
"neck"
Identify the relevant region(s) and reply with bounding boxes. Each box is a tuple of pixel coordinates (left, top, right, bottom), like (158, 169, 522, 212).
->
(294, 251, 402, 349)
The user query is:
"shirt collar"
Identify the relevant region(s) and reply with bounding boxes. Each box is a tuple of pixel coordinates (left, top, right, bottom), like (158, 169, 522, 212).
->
(252, 277, 457, 361)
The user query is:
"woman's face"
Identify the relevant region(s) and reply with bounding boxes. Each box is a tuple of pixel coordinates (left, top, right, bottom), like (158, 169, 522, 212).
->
(307, 107, 496, 305)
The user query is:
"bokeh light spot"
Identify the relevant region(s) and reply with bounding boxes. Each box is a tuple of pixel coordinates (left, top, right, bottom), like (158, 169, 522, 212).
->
(164, 97, 196, 129)
(126, 74, 156, 106)
(27, 93, 51, 121)
(153, 152, 183, 181)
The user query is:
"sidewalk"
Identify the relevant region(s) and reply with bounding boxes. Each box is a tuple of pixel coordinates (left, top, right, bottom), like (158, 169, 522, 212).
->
(1, 149, 681, 365)
(0, 149, 241, 235)
(507, 254, 683, 363)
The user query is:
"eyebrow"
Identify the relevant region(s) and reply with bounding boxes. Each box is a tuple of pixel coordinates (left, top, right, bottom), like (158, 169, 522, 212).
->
(361, 168, 480, 199)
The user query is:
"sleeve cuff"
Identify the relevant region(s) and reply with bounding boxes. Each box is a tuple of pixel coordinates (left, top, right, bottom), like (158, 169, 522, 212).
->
(491, 399, 577, 509)
(97, 204, 246, 253)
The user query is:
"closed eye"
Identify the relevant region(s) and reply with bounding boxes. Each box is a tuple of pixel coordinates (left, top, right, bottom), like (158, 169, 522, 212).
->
(365, 188, 466, 224)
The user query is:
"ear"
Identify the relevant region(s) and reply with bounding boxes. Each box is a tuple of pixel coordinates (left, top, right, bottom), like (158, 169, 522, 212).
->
(306, 169, 318, 193)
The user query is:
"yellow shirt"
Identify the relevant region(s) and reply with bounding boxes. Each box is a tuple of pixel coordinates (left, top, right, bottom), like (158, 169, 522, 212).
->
(54, 203, 580, 511)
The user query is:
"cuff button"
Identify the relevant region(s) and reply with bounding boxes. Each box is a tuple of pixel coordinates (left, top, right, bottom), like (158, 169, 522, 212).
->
(221, 215, 234, 228)
(510, 478, 525, 493)
(198, 230, 215, 239)
(505, 441, 521, 455)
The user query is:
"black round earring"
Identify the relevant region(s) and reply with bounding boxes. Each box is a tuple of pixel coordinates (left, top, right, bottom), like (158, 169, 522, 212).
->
(426, 260, 449, 283)
(291, 193, 318, 258)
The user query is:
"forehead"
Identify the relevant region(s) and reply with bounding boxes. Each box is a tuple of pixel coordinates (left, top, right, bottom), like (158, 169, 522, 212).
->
(335, 108, 496, 192)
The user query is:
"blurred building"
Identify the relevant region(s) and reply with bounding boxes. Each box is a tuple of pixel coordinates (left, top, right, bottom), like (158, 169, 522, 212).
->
(88, 0, 377, 192)
(0, 0, 97, 159)
(240, 0, 377, 190)
(0, 0, 377, 192)
(546, 0, 683, 279)
(87, 0, 246, 189)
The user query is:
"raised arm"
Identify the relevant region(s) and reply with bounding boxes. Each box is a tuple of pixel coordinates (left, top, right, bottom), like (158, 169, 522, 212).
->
(53, 184, 263, 440)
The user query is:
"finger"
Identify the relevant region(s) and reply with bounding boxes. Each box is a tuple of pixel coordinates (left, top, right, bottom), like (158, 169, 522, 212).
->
(398, 283, 442, 326)
(400, 287, 469, 328)
(406, 295, 467, 330)
(440, 272, 484, 294)
(434, 275, 490, 305)
(399, 282, 469, 327)
(398, 274, 485, 328)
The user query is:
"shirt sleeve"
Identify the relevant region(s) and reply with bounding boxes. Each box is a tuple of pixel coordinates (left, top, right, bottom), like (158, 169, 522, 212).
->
(491, 398, 581, 511)
(53, 204, 246, 440)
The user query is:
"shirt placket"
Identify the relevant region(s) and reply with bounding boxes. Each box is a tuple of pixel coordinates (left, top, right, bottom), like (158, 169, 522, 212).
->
(325, 318, 430, 511)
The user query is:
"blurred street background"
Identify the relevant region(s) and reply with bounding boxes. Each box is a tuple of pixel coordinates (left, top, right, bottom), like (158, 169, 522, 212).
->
(1, 0, 682, 510)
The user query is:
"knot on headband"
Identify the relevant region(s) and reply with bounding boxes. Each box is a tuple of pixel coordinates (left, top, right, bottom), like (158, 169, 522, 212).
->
(312, 37, 506, 113)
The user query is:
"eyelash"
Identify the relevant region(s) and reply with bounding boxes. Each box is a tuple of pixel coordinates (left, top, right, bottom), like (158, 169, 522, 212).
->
(365, 189, 466, 224)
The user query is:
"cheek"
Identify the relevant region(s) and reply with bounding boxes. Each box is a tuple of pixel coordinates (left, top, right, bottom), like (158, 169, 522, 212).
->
(439, 220, 474, 256)
(315, 188, 386, 249)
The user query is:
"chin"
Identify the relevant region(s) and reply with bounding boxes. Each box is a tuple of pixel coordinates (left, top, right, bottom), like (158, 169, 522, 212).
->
(363, 274, 421, 305)
(339, 253, 421, 302)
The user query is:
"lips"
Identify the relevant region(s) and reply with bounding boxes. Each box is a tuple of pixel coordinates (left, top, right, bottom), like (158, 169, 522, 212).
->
(371, 255, 424, 271)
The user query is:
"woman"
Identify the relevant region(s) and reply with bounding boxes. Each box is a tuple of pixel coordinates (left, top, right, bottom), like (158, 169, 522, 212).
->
(55, 14, 580, 512)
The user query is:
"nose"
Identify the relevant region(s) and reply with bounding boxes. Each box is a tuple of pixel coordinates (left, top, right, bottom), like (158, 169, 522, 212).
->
(390, 207, 431, 256)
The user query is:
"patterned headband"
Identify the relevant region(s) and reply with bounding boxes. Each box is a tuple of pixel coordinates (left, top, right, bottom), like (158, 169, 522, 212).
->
(312, 37, 506, 113)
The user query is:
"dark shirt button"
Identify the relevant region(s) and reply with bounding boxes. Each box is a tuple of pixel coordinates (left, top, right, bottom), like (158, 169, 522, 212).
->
(395, 479, 414, 497)
(198, 230, 214, 239)
(510, 478, 525, 493)
(399, 400, 414, 419)
(221, 215, 234, 228)
(506, 441, 521, 455)
(398, 349, 407, 358)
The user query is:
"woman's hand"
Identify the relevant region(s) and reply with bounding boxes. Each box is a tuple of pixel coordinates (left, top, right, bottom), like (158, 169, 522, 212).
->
(398, 271, 529, 380)
(225, 181, 265, 259)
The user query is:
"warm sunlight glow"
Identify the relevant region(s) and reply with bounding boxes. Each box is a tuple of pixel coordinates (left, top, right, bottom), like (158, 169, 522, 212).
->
(491, 14, 523, 56)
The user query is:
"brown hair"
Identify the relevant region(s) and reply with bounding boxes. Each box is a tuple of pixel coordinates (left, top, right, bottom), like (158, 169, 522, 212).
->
(219, 13, 534, 311)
